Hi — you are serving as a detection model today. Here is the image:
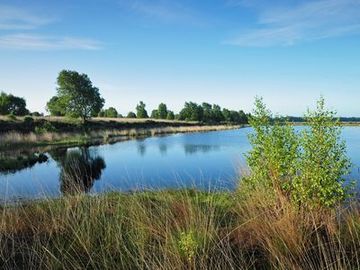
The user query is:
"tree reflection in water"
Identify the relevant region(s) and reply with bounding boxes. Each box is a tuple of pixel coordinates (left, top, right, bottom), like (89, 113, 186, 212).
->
(49, 147, 106, 195)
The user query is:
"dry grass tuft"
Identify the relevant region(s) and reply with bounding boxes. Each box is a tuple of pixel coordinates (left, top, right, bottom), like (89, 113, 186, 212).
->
(0, 189, 359, 269)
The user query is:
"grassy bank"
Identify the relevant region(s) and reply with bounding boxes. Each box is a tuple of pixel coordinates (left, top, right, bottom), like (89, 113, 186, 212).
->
(0, 189, 359, 269)
(0, 116, 243, 149)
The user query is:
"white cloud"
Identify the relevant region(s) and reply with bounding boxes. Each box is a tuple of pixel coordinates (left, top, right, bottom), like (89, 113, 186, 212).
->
(0, 34, 102, 50)
(227, 0, 360, 46)
(0, 5, 53, 30)
(0, 5, 103, 50)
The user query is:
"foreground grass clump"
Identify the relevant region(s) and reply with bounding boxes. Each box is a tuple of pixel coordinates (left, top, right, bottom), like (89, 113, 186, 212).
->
(0, 190, 360, 269)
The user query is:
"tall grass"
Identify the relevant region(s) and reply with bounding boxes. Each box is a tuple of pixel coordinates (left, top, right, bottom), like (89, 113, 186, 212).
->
(0, 189, 359, 269)
(0, 125, 242, 148)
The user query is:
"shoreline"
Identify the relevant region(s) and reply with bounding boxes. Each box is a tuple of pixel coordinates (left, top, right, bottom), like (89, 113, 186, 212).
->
(0, 124, 245, 150)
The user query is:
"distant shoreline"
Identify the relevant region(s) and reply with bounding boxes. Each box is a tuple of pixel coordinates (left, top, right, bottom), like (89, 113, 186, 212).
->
(0, 116, 245, 150)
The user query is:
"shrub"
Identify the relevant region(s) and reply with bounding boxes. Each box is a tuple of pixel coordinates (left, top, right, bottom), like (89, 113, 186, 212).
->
(292, 98, 352, 207)
(24, 115, 34, 125)
(35, 121, 57, 134)
(126, 111, 137, 118)
(243, 97, 352, 208)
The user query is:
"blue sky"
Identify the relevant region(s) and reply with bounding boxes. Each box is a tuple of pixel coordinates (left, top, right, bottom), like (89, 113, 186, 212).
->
(0, 0, 359, 116)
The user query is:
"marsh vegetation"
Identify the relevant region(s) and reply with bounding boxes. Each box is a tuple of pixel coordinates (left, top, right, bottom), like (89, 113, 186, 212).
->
(0, 98, 359, 269)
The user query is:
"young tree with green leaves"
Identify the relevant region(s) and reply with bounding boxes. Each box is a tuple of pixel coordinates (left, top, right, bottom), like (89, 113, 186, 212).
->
(244, 97, 351, 208)
(244, 97, 299, 196)
(292, 97, 351, 207)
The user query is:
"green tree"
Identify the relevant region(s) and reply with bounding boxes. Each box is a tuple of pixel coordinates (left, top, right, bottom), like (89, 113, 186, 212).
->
(103, 107, 118, 118)
(158, 103, 168, 119)
(244, 97, 299, 196)
(167, 110, 175, 120)
(51, 70, 104, 121)
(222, 108, 231, 122)
(98, 110, 105, 117)
(211, 104, 224, 123)
(202, 102, 212, 122)
(151, 109, 159, 119)
(244, 97, 351, 208)
(127, 111, 137, 118)
(46, 96, 65, 116)
(0, 92, 29, 116)
(136, 101, 148, 118)
(179, 102, 203, 121)
(238, 110, 248, 124)
(292, 97, 351, 207)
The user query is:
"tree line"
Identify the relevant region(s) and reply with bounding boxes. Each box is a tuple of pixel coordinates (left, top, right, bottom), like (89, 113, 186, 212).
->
(0, 69, 250, 124)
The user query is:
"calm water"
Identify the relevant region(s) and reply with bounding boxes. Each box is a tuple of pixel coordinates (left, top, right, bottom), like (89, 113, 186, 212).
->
(1, 127, 360, 201)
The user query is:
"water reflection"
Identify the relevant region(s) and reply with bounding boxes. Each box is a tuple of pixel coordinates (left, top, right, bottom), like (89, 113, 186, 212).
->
(183, 144, 220, 155)
(49, 148, 106, 195)
(137, 140, 147, 156)
(0, 152, 48, 175)
(158, 143, 167, 155)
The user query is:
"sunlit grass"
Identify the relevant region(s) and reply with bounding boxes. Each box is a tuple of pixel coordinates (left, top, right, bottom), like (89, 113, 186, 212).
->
(0, 189, 359, 269)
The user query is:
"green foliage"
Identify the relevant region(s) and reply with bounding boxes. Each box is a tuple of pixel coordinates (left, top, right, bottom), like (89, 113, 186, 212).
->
(30, 111, 42, 117)
(151, 104, 173, 120)
(24, 115, 34, 125)
(48, 70, 105, 121)
(35, 121, 57, 134)
(167, 110, 175, 120)
(179, 102, 203, 121)
(136, 101, 148, 118)
(292, 97, 352, 207)
(0, 91, 29, 116)
(179, 101, 248, 124)
(100, 107, 118, 118)
(211, 104, 224, 123)
(151, 109, 158, 119)
(46, 96, 65, 116)
(244, 97, 351, 208)
(245, 97, 298, 195)
(157, 103, 168, 119)
(177, 230, 198, 262)
(126, 111, 137, 118)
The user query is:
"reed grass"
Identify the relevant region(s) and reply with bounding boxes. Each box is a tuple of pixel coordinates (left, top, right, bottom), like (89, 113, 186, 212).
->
(0, 188, 359, 269)
(0, 125, 242, 149)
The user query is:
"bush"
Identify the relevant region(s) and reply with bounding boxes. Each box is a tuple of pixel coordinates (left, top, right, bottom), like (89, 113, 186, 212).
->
(126, 112, 137, 118)
(24, 115, 34, 125)
(35, 121, 57, 134)
(243, 97, 352, 208)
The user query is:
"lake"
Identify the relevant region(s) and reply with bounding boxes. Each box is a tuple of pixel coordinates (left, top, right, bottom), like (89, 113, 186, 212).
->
(1, 127, 360, 201)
